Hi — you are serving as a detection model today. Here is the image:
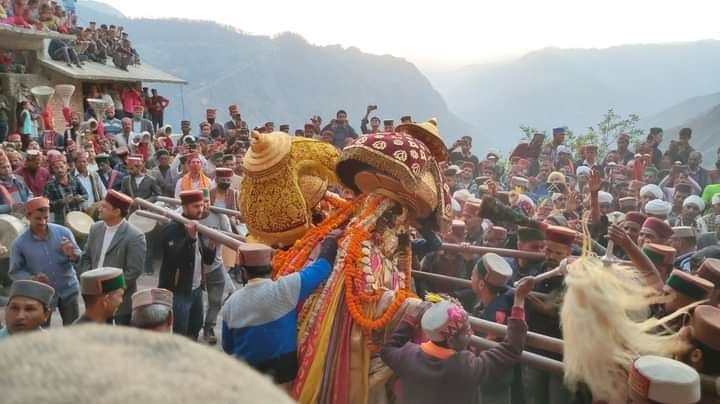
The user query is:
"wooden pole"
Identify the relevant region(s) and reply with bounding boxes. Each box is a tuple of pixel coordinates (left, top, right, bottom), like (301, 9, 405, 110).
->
(415, 272, 719, 398)
(156, 196, 244, 219)
(134, 197, 243, 250)
(411, 271, 563, 354)
(469, 336, 563, 374)
(412, 270, 471, 288)
(469, 317, 564, 355)
(441, 243, 545, 260)
(134, 209, 246, 242)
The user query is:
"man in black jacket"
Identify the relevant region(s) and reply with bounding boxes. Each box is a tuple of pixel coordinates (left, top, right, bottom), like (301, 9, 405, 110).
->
(158, 189, 215, 339)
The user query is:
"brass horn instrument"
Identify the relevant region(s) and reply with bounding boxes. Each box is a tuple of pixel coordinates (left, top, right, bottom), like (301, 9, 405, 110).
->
(86, 98, 109, 116)
(54, 84, 75, 108)
(30, 85, 55, 111)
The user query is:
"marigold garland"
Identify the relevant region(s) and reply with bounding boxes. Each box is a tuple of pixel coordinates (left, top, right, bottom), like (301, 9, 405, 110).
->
(323, 193, 351, 210)
(273, 192, 416, 331)
(341, 195, 416, 331)
(271, 196, 361, 278)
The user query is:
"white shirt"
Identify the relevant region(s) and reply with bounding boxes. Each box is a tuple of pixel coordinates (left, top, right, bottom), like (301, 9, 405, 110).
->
(134, 174, 145, 187)
(192, 238, 202, 289)
(98, 221, 122, 266)
(132, 119, 142, 134)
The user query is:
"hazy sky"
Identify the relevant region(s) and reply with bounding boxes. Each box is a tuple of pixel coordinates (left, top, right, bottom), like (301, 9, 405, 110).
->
(98, 0, 720, 68)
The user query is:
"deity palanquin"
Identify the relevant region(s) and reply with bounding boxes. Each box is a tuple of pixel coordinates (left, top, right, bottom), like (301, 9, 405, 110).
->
(240, 119, 451, 403)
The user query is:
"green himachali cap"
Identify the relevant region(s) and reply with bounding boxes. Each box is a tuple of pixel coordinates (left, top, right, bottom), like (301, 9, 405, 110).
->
(80, 268, 126, 295)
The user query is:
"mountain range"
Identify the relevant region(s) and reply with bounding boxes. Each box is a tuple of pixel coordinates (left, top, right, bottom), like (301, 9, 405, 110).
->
(78, 1, 720, 158)
(77, 1, 469, 139)
(433, 41, 720, 151)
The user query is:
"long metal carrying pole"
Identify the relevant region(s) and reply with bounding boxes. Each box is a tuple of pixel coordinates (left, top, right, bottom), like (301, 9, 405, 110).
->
(412, 270, 720, 397)
(156, 196, 243, 218)
(133, 197, 243, 250)
(441, 242, 545, 260)
(412, 271, 564, 355)
(134, 209, 246, 243)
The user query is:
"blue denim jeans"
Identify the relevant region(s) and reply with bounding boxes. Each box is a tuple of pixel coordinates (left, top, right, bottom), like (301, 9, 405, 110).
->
(173, 287, 204, 340)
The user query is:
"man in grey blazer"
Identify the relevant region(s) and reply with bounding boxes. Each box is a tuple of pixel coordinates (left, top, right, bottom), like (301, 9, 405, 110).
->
(120, 155, 161, 274)
(78, 190, 146, 325)
(131, 105, 155, 136)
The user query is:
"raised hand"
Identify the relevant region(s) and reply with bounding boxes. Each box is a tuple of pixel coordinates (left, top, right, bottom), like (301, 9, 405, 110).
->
(588, 168, 603, 193)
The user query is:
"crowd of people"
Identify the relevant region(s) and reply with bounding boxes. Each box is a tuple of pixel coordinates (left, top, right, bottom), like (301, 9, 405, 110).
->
(6, 84, 171, 149)
(0, 0, 141, 71)
(1, 0, 76, 32)
(47, 20, 141, 70)
(0, 94, 719, 404)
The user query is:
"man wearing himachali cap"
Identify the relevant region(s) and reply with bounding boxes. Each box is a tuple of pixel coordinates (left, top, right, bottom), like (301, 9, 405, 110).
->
(670, 226, 698, 272)
(130, 104, 154, 136)
(637, 217, 674, 247)
(0, 280, 55, 340)
(224, 104, 247, 132)
(78, 190, 146, 325)
(74, 267, 126, 325)
(205, 108, 225, 139)
(380, 277, 534, 404)
(221, 234, 339, 385)
(470, 253, 520, 404)
(131, 288, 174, 332)
(158, 190, 216, 339)
(10, 197, 82, 325)
(175, 152, 212, 198)
(524, 225, 576, 404)
(628, 355, 701, 404)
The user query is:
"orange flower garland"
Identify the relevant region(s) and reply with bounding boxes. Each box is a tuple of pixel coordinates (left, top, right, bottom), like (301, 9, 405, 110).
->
(273, 192, 416, 332)
(323, 193, 351, 210)
(341, 195, 416, 331)
(272, 196, 361, 278)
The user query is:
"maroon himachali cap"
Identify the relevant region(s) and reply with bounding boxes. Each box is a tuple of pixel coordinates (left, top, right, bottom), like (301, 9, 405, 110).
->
(179, 190, 204, 205)
(641, 217, 673, 241)
(105, 189, 134, 211)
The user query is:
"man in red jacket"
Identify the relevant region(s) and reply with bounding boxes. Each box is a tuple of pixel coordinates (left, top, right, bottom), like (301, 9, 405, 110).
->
(149, 89, 170, 130)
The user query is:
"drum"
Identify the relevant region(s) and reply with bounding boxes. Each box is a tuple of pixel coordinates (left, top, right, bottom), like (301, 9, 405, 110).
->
(66, 211, 94, 239)
(0, 214, 27, 258)
(128, 211, 157, 234)
(222, 245, 238, 268)
(85, 202, 103, 221)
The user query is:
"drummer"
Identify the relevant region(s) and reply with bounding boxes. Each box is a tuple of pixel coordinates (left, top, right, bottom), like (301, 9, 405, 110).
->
(43, 158, 87, 226)
(9, 197, 82, 325)
(0, 152, 32, 215)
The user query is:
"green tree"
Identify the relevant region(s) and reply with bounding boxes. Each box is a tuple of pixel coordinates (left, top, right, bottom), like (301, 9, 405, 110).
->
(570, 108, 644, 158)
(519, 125, 546, 142)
